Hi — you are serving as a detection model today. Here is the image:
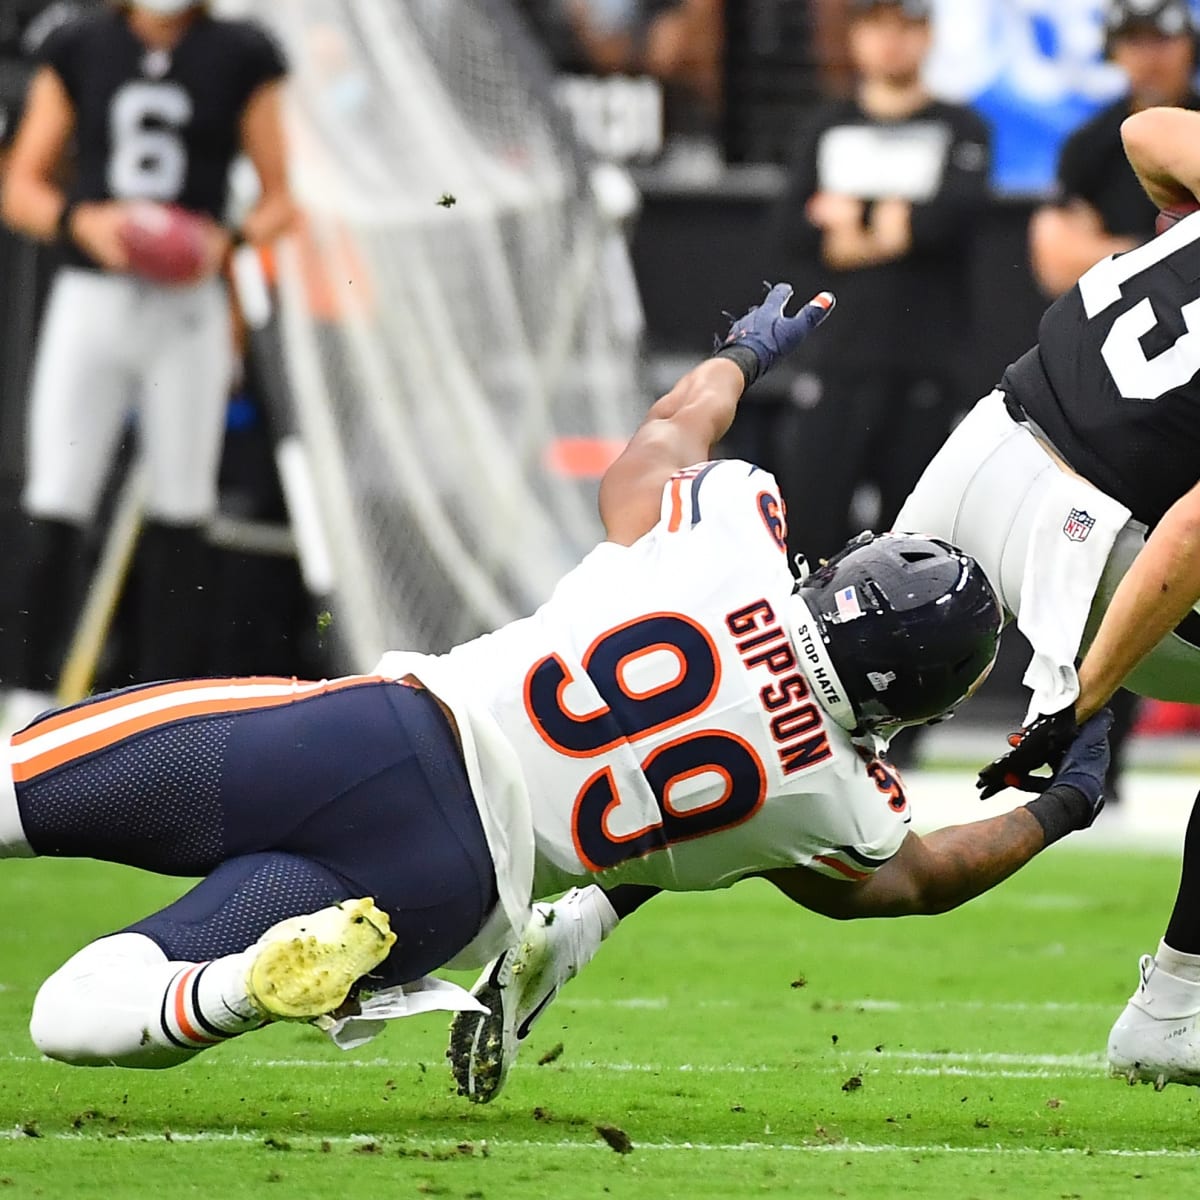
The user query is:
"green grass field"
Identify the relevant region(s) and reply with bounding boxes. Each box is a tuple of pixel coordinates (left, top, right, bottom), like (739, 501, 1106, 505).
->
(2, 845, 1198, 1198)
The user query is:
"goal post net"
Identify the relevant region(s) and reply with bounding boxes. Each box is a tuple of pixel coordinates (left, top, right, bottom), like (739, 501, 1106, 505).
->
(216, 0, 645, 668)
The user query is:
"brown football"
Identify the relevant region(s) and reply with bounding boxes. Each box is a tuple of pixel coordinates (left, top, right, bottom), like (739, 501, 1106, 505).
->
(119, 202, 209, 285)
(1156, 201, 1200, 236)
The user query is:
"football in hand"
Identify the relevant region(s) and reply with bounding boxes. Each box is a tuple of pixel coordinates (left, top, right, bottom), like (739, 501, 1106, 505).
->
(119, 202, 210, 285)
(1156, 201, 1200, 236)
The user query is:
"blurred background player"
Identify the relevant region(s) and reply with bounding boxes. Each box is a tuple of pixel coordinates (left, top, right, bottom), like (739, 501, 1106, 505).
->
(0, 0, 294, 718)
(1025, 0, 1200, 791)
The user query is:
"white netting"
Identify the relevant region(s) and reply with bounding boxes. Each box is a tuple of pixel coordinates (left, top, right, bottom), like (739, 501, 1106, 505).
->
(218, 0, 644, 666)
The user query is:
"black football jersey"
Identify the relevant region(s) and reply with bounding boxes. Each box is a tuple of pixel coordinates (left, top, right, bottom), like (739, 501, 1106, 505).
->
(40, 9, 285, 224)
(1003, 213, 1200, 528)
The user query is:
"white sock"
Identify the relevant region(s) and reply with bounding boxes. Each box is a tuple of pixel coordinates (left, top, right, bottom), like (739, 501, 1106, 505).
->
(30, 933, 264, 1069)
(545, 886, 618, 982)
(1157, 940, 1200, 984)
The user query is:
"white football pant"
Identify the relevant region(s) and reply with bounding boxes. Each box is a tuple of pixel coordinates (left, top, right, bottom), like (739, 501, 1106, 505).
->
(895, 389, 1200, 704)
(23, 267, 233, 524)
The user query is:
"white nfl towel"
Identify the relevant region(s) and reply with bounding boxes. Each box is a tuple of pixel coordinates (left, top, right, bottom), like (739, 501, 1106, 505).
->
(317, 976, 489, 1051)
(1017, 471, 1131, 724)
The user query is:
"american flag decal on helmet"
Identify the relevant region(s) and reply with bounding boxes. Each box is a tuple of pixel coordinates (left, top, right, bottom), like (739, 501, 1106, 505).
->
(1063, 508, 1096, 543)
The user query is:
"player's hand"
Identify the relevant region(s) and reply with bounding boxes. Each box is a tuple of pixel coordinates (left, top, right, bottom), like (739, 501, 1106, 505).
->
(871, 198, 913, 257)
(806, 192, 864, 231)
(1047, 709, 1113, 825)
(196, 217, 234, 281)
(69, 201, 132, 272)
(717, 284, 836, 383)
(976, 705, 1079, 798)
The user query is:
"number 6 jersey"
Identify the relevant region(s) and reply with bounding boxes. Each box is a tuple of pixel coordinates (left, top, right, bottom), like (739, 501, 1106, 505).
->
(39, 9, 286, 271)
(380, 461, 911, 908)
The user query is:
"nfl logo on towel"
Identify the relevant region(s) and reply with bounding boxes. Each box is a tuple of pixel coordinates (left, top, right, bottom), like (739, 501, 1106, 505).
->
(1063, 508, 1096, 543)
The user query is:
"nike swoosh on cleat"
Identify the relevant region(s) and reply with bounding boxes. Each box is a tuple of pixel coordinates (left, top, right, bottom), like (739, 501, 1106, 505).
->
(516, 988, 558, 1042)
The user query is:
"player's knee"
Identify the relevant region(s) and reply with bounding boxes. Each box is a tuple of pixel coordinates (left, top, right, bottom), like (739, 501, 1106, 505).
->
(29, 934, 187, 1068)
(29, 966, 95, 1065)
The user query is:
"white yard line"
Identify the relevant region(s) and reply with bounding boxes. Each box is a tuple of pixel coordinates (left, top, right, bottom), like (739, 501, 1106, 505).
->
(0, 1050, 1110, 1073)
(3, 1127, 1198, 1158)
(562, 997, 1115, 1014)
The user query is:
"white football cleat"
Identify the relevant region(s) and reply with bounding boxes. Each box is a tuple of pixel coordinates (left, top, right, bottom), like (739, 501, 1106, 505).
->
(1108, 954, 1200, 1090)
(246, 897, 396, 1022)
(447, 886, 610, 1103)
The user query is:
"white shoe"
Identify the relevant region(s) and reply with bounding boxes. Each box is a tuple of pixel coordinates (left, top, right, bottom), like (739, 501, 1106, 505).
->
(1107, 954, 1200, 1090)
(447, 887, 609, 1103)
(246, 897, 396, 1021)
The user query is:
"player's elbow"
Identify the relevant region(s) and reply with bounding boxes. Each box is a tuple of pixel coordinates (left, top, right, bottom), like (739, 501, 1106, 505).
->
(1121, 108, 1170, 167)
(0, 169, 44, 239)
(1122, 108, 1200, 197)
(0, 172, 24, 233)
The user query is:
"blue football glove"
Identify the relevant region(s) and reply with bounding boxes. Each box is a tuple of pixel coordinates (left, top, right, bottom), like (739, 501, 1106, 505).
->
(1052, 709, 1113, 804)
(1023, 710, 1114, 843)
(714, 283, 836, 388)
(976, 705, 1078, 798)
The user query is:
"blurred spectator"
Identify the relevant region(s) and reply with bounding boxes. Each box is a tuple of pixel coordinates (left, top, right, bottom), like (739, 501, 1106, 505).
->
(1029, 0, 1200, 296)
(768, 0, 990, 564)
(567, 0, 722, 118)
(1026, 0, 1200, 798)
(516, 0, 723, 160)
(810, 0, 855, 97)
(0, 0, 295, 714)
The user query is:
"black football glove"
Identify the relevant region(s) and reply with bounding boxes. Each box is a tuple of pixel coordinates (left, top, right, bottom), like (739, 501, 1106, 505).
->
(976, 705, 1079, 799)
(714, 283, 836, 388)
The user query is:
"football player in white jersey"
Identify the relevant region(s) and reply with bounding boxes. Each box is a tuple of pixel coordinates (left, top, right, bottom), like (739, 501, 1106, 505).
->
(0, 283, 1110, 1076)
(462, 106, 1200, 1103)
(443, 286, 1112, 1101)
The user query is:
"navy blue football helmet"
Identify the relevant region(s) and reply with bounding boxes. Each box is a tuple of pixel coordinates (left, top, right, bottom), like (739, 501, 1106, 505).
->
(790, 531, 1002, 734)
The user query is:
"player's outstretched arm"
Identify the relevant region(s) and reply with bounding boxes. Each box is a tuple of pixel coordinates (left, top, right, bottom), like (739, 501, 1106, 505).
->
(765, 713, 1111, 920)
(599, 285, 834, 545)
(1121, 107, 1200, 212)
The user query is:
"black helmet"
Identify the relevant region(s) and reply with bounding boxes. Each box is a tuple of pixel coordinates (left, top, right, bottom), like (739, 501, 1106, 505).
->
(1104, 0, 1197, 55)
(789, 532, 1002, 734)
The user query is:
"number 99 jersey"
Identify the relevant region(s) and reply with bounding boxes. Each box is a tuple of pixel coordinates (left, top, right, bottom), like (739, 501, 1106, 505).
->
(1004, 210, 1200, 528)
(432, 461, 911, 899)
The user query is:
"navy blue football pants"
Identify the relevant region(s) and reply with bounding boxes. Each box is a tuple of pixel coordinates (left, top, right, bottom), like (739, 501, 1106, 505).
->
(12, 676, 498, 987)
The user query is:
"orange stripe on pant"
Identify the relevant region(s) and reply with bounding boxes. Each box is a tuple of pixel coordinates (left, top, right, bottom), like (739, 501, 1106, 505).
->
(10, 675, 386, 785)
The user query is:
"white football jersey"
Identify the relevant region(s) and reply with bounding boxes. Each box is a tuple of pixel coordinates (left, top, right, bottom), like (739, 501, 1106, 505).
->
(434, 460, 912, 898)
